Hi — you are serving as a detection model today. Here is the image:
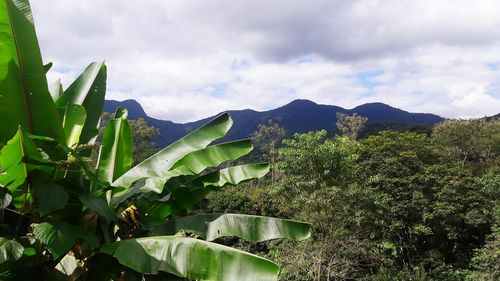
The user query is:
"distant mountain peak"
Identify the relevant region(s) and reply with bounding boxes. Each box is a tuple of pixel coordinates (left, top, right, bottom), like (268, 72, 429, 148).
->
(104, 98, 444, 147)
(287, 99, 318, 106)
(104, 99, 147, 119)
(354, 102, 393, 108)
(280, 99, 318, 109)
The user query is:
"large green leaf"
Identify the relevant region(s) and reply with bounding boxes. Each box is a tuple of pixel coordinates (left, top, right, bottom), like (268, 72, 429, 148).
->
(0, 127, 53, 191)
(79, 193, 117, 222)
(111, 113, 233, 203)
(148, 213, 312, 242)
(111, 139, 253, 206)
(96, 108, 132, 184)
(0, 238, 23, 265)
(0, 0, 65, 144)
(168, 139, 253, 176)
(110, 177, 165, 207)
(172, 163, 270, 211)
(147, 164, 270, 218)
(62, 104, 87, 148)
(101, 236, 279, 281)
(33, 222, 99, 259)
(50, 79, 63, 101)
(194, 163, 270, 188)
(55, 61, 107, 145)
(34, 180, 68, 216)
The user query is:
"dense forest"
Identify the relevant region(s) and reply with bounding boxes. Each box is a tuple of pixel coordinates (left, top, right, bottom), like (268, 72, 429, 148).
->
(189, 115, 499, 280)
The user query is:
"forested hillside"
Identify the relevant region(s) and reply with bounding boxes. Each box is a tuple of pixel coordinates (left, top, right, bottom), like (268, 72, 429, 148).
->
(104, 100, 499, 280)
(199, 117, 500, 280)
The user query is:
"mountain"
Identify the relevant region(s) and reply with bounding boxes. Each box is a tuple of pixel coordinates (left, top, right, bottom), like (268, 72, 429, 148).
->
(104, 99, 444, 146)
(484, 112, 500, 121)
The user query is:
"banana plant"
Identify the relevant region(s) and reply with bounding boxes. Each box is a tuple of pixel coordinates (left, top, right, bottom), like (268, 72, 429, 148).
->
(0, 1, 311, 280)
(92, 110, 312, 280)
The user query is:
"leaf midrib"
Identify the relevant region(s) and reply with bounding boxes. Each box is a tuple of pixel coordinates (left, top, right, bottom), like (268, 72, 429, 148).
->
(5, 0, 34, 133)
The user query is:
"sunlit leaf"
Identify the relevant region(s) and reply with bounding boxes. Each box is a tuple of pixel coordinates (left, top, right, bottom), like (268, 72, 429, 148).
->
(168, 139, 253, 176)
(0, 127, 53, 191)
(0, 238, 23, 264)
(55, 61, 107, 145)
(148, 164, 270, 217)
(62, 104, 87, 148)
(0, 0, 65, 144)
(101, 236, 279, 281)
(148, 213, 312, 242)
(111, 113, 233, 205)
(96, 107, 132, 185)
(193, 163, 270, 188)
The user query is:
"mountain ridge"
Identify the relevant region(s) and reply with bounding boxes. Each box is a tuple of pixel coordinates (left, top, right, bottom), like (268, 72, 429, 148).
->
(104, 99, 445, 146)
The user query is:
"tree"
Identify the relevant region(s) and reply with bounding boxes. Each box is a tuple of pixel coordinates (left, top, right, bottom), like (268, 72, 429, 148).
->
(432, 119, 500, 170)
(358, 131, 495, 270)
(0, 1, 311, 280)
(468, 173, 500, 280)
(130, 118, 160, 161)
(278, 131, 358, 195)
(273, 131, 381, 280)
(203, 130, 498, 280)
(469, 226, 500, 281)
(336, 113, 368, 141)
(250, 120, 286, 186)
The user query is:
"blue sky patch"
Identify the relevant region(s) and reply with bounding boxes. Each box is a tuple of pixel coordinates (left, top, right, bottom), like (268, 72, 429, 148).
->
(487, 62, 499, 70)
(201, 83, 227, 97)
(296, 56, 314, 64)
(231, 59, 250, 70)
(356, 70, 384, 88)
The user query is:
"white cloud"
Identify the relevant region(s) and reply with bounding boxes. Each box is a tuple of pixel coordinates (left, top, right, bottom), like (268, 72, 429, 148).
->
(30, 0, 500, 122)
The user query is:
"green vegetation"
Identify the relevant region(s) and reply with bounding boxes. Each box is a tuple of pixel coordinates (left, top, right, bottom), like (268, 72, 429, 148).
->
(207, 117, 500, 280)
(0, 1, 311, 280)
(1, 1, 498, 280)
(336, 112, 368, 141)
(99, 113, 160, 164)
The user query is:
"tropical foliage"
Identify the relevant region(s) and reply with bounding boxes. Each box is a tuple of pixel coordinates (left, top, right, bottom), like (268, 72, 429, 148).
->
(0, 1, 311, 280)
(207, 120, 500, 280)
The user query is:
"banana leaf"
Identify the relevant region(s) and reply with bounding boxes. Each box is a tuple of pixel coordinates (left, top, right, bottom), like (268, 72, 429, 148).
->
(96, 108, 132, 185)
(55, 61, 107, 145)
(0, 0, 65, 144)
(0, 127, 53, 191)
(111, 139, 253, 206)
(168, 139, 253, 176)
(111, 113, 233, 202)
(62, 104, 87, 148)
(101, 236, 279, 281)
(147, 213, 312, 242)
(33, 222, 99, 259)
(147, 164, 270, 218)
(193, 163, 271, 188)
(50, 79, 63, 101)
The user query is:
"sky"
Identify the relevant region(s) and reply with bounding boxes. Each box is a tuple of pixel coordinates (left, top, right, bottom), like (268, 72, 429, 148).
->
(31, 0, 500, 123)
